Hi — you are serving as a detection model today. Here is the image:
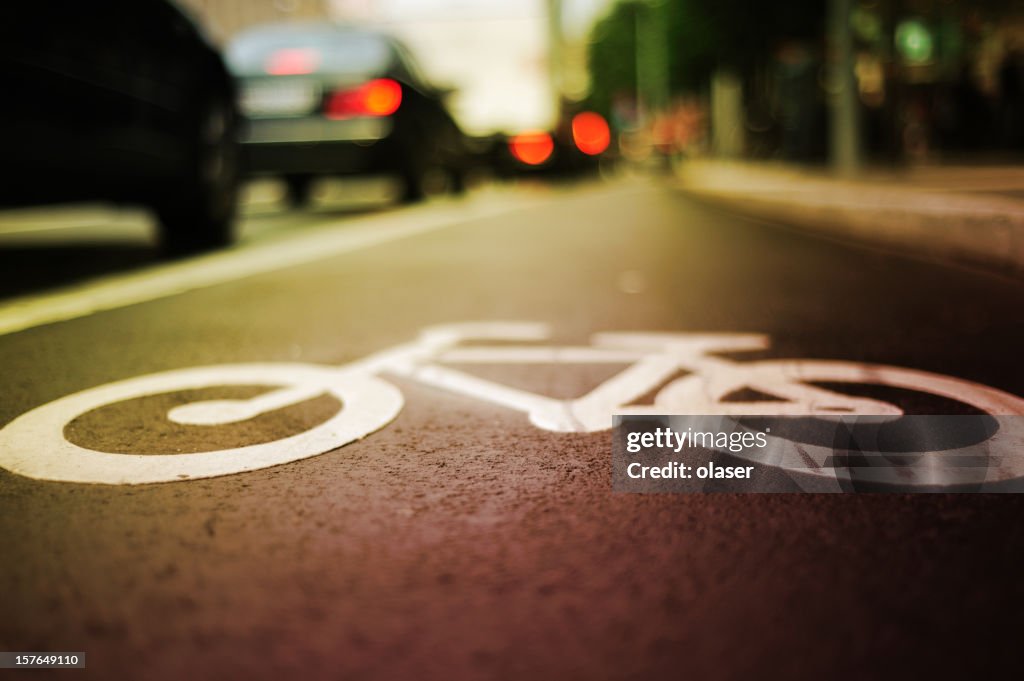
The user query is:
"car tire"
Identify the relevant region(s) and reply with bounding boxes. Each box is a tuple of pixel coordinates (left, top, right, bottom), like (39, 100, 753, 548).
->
(284, 174, 314, 208)
(398, 151, 429, 204)
(447, 167, 467, 196)
(399, 174, 426, 204)
(156, 94, 239, 257)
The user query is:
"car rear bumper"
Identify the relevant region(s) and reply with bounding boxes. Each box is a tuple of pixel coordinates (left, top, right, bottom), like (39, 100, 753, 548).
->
(243, 116, 392, 145)
(240, 116, 396, 175)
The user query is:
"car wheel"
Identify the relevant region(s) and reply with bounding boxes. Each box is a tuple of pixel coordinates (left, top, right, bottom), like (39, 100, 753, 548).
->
(447, 167, 467, 196)
(398, 152, 429, 204)
(399, 173, 426, 204)
(284, 174, 314, 208)
(156, 94, 239, 257)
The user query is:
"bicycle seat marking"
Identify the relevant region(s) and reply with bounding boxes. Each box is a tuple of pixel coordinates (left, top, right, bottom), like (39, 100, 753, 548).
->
(2, 322, 1023, 485)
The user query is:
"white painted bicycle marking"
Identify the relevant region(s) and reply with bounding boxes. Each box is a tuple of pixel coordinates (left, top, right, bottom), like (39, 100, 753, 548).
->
(0, 365, 402, 485)
(2, 322, 1023, 485)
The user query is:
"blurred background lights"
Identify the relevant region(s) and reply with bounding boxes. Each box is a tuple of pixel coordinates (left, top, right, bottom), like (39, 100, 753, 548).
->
(896, 19, 934, 63)
(571, 111, 610, 155)
(509, 131, 555, 165)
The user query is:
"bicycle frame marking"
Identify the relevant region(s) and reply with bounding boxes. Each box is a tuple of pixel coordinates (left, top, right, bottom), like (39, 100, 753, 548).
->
(2, 322, 1024, 485)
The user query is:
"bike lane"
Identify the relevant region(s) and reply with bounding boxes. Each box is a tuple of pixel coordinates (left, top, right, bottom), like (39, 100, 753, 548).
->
(2, 181, 1024, 679)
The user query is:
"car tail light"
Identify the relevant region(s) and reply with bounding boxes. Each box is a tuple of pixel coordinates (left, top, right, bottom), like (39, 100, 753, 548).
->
(265, 48, 321, 76)
(571, 112, 610, 155)
(509, 131, 554, 165)
(324, 79, 403, 119)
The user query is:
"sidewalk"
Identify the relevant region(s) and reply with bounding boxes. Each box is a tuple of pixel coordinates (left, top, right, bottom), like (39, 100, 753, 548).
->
(675, 160, 1024, 278)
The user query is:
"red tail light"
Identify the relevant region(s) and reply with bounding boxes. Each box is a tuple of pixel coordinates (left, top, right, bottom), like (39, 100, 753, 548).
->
(324, 79, 403, 119)
(571, 112, 610, 155)
(265, 48, 320, 76)
(509, 131, 554, 165)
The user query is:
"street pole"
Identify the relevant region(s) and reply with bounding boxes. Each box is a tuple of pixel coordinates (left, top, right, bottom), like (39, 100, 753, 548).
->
(829, 0, 862, 174)
(635, 0, 669, 123)
(546, 0, 565, 125)
(635, 2, 646, 125)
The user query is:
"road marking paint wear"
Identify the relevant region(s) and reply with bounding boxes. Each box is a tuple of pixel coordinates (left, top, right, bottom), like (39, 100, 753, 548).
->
(4, 323, 1024, 485)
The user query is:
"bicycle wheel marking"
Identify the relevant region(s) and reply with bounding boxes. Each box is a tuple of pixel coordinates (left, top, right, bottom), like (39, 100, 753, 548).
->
(619, 360, 1024, 484)
(2, 323, 1024, 486)
(0, 364, 403, 485)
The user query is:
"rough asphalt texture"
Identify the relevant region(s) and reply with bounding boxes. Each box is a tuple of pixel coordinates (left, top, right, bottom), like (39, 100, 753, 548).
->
(2, 182, 1024, 680)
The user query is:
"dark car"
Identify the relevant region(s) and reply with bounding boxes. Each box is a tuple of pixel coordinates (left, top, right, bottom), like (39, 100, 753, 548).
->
(226, 23, 469, 206)
(1, 0, 240, 255)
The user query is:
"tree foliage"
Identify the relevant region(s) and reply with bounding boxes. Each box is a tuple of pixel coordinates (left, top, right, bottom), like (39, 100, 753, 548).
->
(585, 1, 640, 119)
(585, 0, 825, 117)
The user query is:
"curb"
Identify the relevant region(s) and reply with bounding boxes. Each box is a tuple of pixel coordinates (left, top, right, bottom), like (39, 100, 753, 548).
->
(675, 162, 1024, 279)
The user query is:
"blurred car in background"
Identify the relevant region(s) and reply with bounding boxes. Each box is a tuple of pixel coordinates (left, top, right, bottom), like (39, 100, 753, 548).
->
(226, 23, 471, 206)
(489, 109, 613, 178)
(2, 0, 240, 255)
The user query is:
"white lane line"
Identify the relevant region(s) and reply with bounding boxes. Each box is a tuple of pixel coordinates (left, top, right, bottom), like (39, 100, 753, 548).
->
(0, 196, 537, 337)
(0, 205, 140, 236)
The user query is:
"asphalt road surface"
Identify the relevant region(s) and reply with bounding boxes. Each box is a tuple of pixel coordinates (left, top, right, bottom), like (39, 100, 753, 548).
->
(2, 178, 1024, 679)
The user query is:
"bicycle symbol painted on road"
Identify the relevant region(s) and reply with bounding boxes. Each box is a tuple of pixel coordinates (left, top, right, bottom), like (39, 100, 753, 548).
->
(2, 322, 1023, 485)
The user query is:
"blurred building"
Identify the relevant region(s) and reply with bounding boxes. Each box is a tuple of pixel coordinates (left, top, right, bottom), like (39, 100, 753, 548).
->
(176, 0, 602, 136)
(177, 0, 331, 43)
(744, 0, 1024, 162)
(328, 0, 558, 135)
(848, 0, 1024, 159)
